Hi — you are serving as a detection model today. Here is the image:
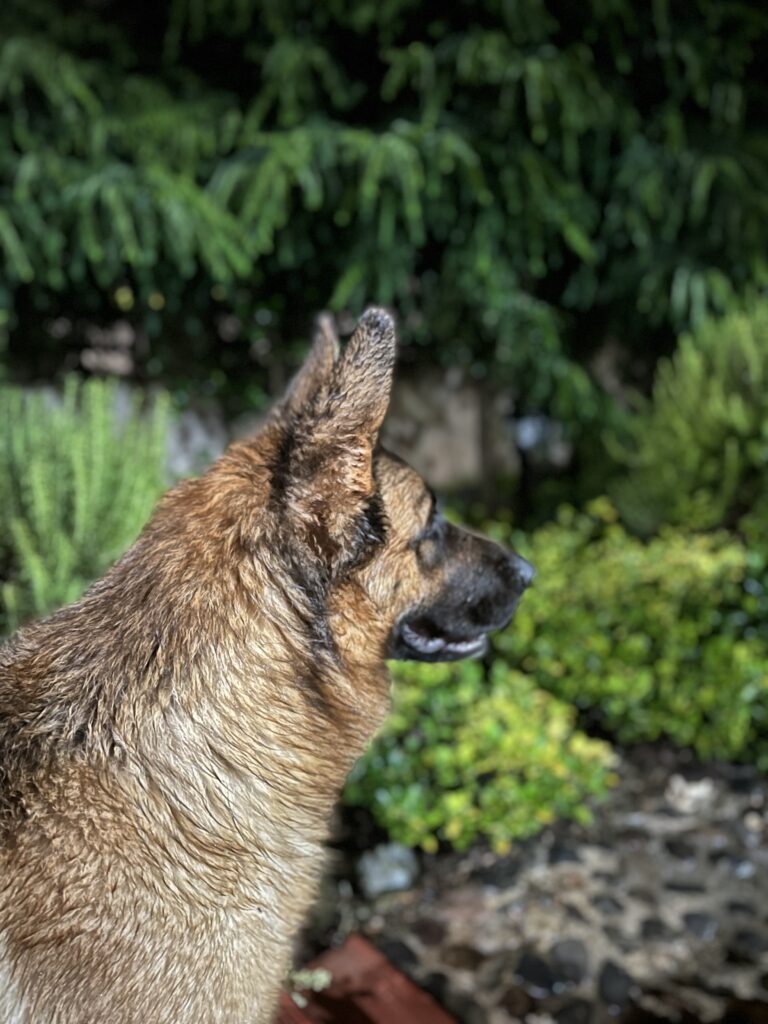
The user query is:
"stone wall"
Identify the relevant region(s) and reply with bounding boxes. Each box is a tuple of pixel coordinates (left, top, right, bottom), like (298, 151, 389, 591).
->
(168, 369, 521, 490)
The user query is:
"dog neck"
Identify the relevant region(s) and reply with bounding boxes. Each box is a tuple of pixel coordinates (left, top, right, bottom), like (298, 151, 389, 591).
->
(1, 531, 391, 881)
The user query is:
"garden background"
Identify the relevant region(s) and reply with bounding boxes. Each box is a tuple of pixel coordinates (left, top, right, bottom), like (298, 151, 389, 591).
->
(2, 0, 768, 1017)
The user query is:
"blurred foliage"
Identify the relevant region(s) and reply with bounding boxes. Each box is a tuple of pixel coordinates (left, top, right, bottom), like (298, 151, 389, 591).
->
(496, 499, 768, 767)
(0, 377, 169, 631)
(345, 658, 614, 853)
(740, 493, 768, 566)
(610, 299, 768, 532)
(1, 0, 767, 422)
(609, 300, 768, 535)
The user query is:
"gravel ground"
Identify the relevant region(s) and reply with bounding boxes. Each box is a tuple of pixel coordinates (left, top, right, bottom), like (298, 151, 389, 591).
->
(299, 746, 768, 1024)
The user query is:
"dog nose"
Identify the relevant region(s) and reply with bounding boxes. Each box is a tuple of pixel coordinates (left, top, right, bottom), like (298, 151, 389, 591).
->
(512, 554, 535, 589)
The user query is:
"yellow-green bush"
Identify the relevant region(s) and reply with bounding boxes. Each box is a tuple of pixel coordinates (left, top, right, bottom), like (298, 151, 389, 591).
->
(345, 659, 615, 854)
(344, 499, 768, 852)
(497, 499, 768, 765)
(0, 377, 170, 631)
(610, 301, 768, 535)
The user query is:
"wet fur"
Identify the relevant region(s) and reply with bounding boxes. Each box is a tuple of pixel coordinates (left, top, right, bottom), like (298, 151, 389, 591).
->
(0, 309, 526, 1023)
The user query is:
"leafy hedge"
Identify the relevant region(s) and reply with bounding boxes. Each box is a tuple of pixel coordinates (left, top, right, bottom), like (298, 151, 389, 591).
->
(3, 0, 768, 420)
(610, 301, 768, 534)
(345, 659, 614, 854)
(496, 499, 768, 766)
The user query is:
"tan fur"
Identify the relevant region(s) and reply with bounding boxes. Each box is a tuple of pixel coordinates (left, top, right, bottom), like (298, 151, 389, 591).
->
(0, 309, 453, 1024)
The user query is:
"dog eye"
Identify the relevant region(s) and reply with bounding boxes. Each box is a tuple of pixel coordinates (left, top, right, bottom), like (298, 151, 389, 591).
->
(413, 507, 443, 546)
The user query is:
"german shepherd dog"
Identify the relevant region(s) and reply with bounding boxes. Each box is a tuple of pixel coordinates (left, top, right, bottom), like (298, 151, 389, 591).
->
(0, 309, 533, 1023)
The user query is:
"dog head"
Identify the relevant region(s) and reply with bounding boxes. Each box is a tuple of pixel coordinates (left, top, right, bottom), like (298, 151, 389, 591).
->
(268, 308, 533, 664)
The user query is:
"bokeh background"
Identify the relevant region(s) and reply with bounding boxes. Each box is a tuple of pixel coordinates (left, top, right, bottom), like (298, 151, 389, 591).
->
(2, 1, 768, 1019)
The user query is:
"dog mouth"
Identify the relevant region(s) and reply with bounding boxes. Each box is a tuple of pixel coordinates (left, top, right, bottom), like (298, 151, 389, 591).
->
(390, 620, 490, 663)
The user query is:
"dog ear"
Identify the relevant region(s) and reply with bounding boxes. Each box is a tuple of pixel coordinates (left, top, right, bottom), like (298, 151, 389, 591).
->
(281, 313, 340, 417)
(281, 307, 396, 574)
(318, 307, 396, 436)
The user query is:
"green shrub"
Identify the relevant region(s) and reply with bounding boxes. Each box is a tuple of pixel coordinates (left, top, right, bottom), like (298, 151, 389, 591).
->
(345, 658, 615, 854)
(4, 2, 768, 421)
(610, 301, 768, 534)
(0, 377, 170, 631)
(497, 499, 768, 766)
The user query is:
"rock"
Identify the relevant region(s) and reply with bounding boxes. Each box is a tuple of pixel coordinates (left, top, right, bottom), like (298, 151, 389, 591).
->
(358, 843, 418, 899)
(443, 945, 486, 970)
(413, 917, 447, 946)
(712, 851, 757, 879)
(727, 767, 761, 794)
(593, 894, 623, 916)
(743, 811, 763, 834)
(549, 842, 582, 865)
(498, 984, 534, 1017)
(727, 929, 768, 965)
(734, 860, 756, 880)
(683, 912, 719, 941)
(598, 961, 635, 1008)
(422, 972, 449, 1004)
(665, 879, 706, 894)
(564, 904, 588, 923)
(515, 951, 557, 996)
(477, 953, 517, 990)
(602, 925, 633, 952)
(621, 812, 692, 835)
(550, 939, 589, 986)
(665, 837, 697, 860)
(593, 871, 620, 885)
(665, 775, 716, 815)
(628, 887, 656, 905)
(376, 938, 418, 974)
(447, 993, 490, 1024)
(728, 901, 757, 917)
(555, 999, 592, 1024)
(641, 917, 674, 941)
(471, 856, 521, 887)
